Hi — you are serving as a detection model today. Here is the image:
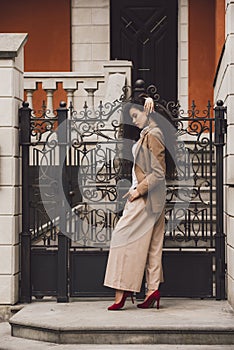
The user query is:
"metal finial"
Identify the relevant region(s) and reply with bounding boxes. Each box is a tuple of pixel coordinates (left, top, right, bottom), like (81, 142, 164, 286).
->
(216, 100, 224, 106)
(22, 101, 29, 108)
(134, 79, 145, 89)
(60, 101, 67, 108)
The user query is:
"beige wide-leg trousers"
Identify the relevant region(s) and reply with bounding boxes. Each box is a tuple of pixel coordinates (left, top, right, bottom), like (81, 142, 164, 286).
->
(104, 197, 165, 293)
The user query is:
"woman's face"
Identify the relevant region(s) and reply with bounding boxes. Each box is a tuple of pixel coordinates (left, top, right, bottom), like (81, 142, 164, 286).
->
(129, 107, 148, 129)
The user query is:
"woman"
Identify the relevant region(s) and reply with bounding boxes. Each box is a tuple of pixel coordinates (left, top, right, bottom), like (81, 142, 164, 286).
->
(104, 97, 175, 310)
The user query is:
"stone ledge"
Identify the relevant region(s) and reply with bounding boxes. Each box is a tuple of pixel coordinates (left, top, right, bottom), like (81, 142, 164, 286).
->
(0, 34, 28, 59)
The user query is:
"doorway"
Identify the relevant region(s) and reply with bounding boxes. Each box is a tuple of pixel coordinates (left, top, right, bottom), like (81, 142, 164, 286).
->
(110, 0, 178, 102)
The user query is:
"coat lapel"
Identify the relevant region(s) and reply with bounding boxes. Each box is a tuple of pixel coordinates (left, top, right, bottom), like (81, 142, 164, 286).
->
(134, 119, 159, 159)
(134, 126, 150, 158)
(134, 137, 143, 159)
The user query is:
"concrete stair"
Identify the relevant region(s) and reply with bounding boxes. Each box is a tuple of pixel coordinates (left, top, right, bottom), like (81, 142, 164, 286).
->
(9, 299, 234, 346)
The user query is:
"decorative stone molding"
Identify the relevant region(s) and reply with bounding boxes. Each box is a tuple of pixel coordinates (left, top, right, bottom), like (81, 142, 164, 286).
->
(24, 61, 132, 111)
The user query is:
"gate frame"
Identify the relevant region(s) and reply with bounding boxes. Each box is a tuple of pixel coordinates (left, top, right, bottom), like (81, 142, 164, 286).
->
(214, 100, 227, 300)
(20, 102, 32, 303)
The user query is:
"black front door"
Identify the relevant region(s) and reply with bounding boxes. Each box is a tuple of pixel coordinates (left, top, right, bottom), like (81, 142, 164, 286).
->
(110, 0, 178, 102)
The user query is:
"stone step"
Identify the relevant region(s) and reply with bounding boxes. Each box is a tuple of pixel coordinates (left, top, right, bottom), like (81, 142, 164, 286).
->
(0, 322, 233, 350)
(9, 299, 234, 346)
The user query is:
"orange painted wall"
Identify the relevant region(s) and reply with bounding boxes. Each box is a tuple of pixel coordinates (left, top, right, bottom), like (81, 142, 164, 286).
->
(189, 0, 216, 112)
(0, 0, 71, 110)
(215, 0, 225, 68)
(0, 0, 71, 72)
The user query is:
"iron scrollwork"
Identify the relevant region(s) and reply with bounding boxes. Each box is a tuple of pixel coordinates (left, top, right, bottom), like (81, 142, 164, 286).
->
(21, 84, 216, 249)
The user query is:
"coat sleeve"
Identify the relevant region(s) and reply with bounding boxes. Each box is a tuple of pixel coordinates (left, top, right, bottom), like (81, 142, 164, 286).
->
(136, 130, 165, 196)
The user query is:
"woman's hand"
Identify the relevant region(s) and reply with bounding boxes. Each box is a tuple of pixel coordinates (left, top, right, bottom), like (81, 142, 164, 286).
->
(122, 188, 140, 202)
(144, 97, 154, 115)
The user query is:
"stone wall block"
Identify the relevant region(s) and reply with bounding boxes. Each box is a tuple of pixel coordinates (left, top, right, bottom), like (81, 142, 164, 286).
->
(73, 43, 92, 61)
(91, 8, 109, 25)
(72, 0, 108, 8)
(91, 25, 109, 43)
(226, 187, 234, 216)
(227, 274, 234, 308)
(179, 77, 189, 95)
(214, 48, 228, 102)
(0, 216, 19, 245)
(0, 157, 19, 186)
(0, 245, 19, 274)
(226, 155, 234, 184)
(180, 41, 189, 60)
(0, 128, 19, 157)
(0, 187, 19, 216)
(72, 8, 92, 25)
(180, 4, 188, 23)
(0, 275, 12, 304)
(13, 69, 21, 99)
(0, 275, 19, 304)
(227, 244, 234, 279)
(0, 98, 19, 127)
(92, 43, 109, 61)
(72, 26, 94, 43)
(226, 2, 234, 34)
(73, 61, 102, 72)
(226, 125, 234, 155)
(14, 48, 24, 73)
(226, 34, 234, 66)
(0, 69, 14, 97)
(225, 94, 234, 125)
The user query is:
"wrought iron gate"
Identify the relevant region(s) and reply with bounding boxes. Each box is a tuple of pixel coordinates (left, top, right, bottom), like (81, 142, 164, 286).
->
(19, 85, 226, 302)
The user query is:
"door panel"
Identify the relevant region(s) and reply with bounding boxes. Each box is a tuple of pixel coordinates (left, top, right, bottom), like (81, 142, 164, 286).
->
(111, 0, 178, 102)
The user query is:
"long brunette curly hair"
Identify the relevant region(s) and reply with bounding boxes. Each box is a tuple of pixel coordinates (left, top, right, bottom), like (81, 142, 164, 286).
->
(121, 94, 177, 180)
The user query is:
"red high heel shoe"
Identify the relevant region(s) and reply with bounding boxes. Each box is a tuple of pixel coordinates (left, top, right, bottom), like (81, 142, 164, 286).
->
(108, 291, 134, 310)
(137, 290, 160, 309)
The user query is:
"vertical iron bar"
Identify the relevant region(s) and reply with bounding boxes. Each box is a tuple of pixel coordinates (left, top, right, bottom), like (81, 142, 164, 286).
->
(214, 100, 227, 300)
(57, 101, 69, 302)
(19, 102, 32, 303)
(209, 118, 214, 247)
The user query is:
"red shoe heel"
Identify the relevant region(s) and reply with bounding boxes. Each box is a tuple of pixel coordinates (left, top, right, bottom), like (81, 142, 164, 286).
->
(108, 291, 134, 311)
(137, 290, 160, 309)
(156, 295, 160, 309)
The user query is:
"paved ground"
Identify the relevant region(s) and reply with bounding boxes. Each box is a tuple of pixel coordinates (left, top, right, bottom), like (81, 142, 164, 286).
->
(0, 298, 233, 349)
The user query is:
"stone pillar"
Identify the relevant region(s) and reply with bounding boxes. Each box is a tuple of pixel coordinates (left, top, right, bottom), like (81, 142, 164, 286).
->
(214, 0, 234, 309)
(224, 0, 234, 310)
(178, 0, 189, 111)
(0, 33, 28, 304)
(72, 0, 109, 72)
